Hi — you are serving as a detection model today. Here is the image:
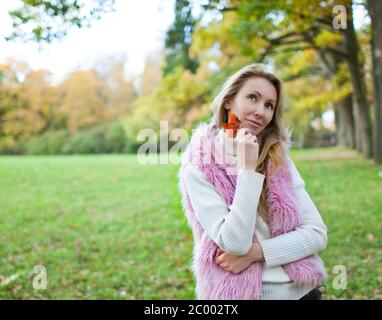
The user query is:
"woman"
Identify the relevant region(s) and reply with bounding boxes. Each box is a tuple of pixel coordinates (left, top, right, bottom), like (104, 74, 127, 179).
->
(178, 63, 328, 300)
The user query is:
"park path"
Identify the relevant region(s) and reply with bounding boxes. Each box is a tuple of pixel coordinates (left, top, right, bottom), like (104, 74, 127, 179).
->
(293, 149, 360, 161)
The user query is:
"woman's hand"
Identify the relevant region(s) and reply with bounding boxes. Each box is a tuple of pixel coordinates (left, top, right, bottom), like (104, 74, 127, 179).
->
(235, 128, 259, 170)
(215, 242, 264, 274)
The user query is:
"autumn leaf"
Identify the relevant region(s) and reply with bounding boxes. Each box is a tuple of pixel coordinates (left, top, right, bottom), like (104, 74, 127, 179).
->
(222, 113, 241, 138)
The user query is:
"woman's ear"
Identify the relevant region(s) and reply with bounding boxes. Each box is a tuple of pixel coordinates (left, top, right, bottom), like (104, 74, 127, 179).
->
(224, 102, 231, 110)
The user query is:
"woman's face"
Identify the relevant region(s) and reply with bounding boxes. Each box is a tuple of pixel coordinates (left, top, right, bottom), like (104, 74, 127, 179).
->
(225, 77, 277, 136)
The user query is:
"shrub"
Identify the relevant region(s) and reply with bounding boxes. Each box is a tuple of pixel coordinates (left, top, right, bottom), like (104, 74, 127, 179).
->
(61, 129, 101, 154)
(0, 136, 23, 154)
(23, 130, 70, 155)
(61, 121, 129, 154)
(103, 121, 127, 153)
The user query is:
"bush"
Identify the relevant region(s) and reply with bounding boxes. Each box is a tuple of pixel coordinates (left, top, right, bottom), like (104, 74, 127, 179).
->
(61, 129, 102, 154)
(24, 130, 70, 155)
(103, 121, 128, 153)
(0, 136, 23, 154)
(123, 140, 144, 154)
(7, 121, 133, 155)
(61, 121, 129, 154)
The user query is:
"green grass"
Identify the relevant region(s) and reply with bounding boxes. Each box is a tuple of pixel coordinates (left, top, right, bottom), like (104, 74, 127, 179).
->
(0, 148, 381, 299)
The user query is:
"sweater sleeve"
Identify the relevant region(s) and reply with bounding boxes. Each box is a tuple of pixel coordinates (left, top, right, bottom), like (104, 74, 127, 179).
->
(257, 155, 328, 268)
(183, 164, 265, 255)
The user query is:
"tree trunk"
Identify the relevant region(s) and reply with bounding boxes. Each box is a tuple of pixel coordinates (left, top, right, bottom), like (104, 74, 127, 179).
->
(313, 44, 356, 150)
(366, 0, 382, 164)
(335, 94, 355, 148)
(342, 2, 373, 158)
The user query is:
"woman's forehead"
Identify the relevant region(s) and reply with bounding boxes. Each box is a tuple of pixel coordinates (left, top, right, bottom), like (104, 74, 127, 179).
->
(240, 77, 277, 98)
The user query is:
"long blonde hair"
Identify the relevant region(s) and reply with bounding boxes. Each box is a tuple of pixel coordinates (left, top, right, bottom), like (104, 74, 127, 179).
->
(209, 63, 291, 222)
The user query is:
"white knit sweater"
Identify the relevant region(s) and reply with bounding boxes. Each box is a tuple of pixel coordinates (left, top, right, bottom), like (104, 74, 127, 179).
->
(183, 129, 328, 300)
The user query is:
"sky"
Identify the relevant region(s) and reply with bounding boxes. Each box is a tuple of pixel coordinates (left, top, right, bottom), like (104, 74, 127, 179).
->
(0, 0, 175, 83)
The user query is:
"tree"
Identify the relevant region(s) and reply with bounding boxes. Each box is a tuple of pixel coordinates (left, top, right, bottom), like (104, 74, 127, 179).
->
(94, 54, 137, 116)
(141, 53, 163, 97)
(58, 69, 108, 132)
(341, 1, 373, 157)
(366, 0, 382, 164)
(7, 0, 115, 43)
(275, 49, 351, 146)
(0, 61, 57, 140)
(196, 0, 373, 158)
(164, 0, 200, 76)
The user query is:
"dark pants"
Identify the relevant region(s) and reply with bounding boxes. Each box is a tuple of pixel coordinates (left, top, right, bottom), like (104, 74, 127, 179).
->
(299, 285, 326, 300)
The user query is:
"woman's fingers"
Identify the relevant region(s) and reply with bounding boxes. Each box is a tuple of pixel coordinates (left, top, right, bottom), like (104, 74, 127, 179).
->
(215, 251, 227, 264)
(235, 128, 246, 140)
(215, 254, 223, 264)
(236, 128, 257, 143)
(216, 258, 233, 273)
(247, 135, 257, 144)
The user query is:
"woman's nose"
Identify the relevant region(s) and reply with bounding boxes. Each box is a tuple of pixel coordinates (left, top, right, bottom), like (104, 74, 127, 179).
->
(254, 104, 266, 117)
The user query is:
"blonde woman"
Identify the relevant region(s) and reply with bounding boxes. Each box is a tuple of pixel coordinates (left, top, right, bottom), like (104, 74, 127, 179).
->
(178, 63, 328, 300)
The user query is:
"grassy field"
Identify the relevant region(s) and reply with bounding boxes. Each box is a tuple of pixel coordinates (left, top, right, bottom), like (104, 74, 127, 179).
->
(0, 147, 381, 299)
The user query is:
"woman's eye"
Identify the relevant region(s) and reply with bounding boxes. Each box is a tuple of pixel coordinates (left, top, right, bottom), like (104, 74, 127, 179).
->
(249, 94, 273, 109)
(249, 94, 257, 102)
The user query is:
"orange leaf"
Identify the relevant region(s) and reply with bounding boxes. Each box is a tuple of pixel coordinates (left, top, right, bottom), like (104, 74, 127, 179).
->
(222, 113, 241, 138)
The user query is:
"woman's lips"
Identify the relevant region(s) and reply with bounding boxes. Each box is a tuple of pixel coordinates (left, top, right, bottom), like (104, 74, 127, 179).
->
(245, 119, 262, 128)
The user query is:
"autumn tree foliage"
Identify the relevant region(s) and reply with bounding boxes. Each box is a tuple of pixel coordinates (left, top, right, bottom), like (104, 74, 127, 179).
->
(2, 0, 381, 162)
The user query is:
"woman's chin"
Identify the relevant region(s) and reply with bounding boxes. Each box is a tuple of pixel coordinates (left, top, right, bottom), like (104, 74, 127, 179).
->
(240, 122, 260, 136)
(244, 126, 259, 136)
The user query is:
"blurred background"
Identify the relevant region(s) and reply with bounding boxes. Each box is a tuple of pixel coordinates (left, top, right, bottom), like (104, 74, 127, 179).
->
(0, 0, 381, 299)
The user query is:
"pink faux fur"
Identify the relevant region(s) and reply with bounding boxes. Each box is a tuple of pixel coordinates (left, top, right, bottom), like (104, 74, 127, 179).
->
(178, 123, 327, 299)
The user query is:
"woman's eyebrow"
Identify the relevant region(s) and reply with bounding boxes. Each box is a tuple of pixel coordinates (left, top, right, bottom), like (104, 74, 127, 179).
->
(251, 90, 276, 104)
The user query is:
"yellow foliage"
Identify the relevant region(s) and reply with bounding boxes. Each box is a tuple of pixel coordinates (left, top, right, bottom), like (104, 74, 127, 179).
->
(191, 10, 240, 65)
(314, 30, 342, 48)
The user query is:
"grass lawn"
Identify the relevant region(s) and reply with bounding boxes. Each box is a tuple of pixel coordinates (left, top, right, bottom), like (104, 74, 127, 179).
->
(0, 147, 381, 299)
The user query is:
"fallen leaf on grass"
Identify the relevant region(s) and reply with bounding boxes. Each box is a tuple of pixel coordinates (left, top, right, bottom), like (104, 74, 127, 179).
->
(0, 273, 20, 286)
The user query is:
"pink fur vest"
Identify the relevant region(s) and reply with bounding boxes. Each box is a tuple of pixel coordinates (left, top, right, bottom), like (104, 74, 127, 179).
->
(178, 122, 327, 299)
